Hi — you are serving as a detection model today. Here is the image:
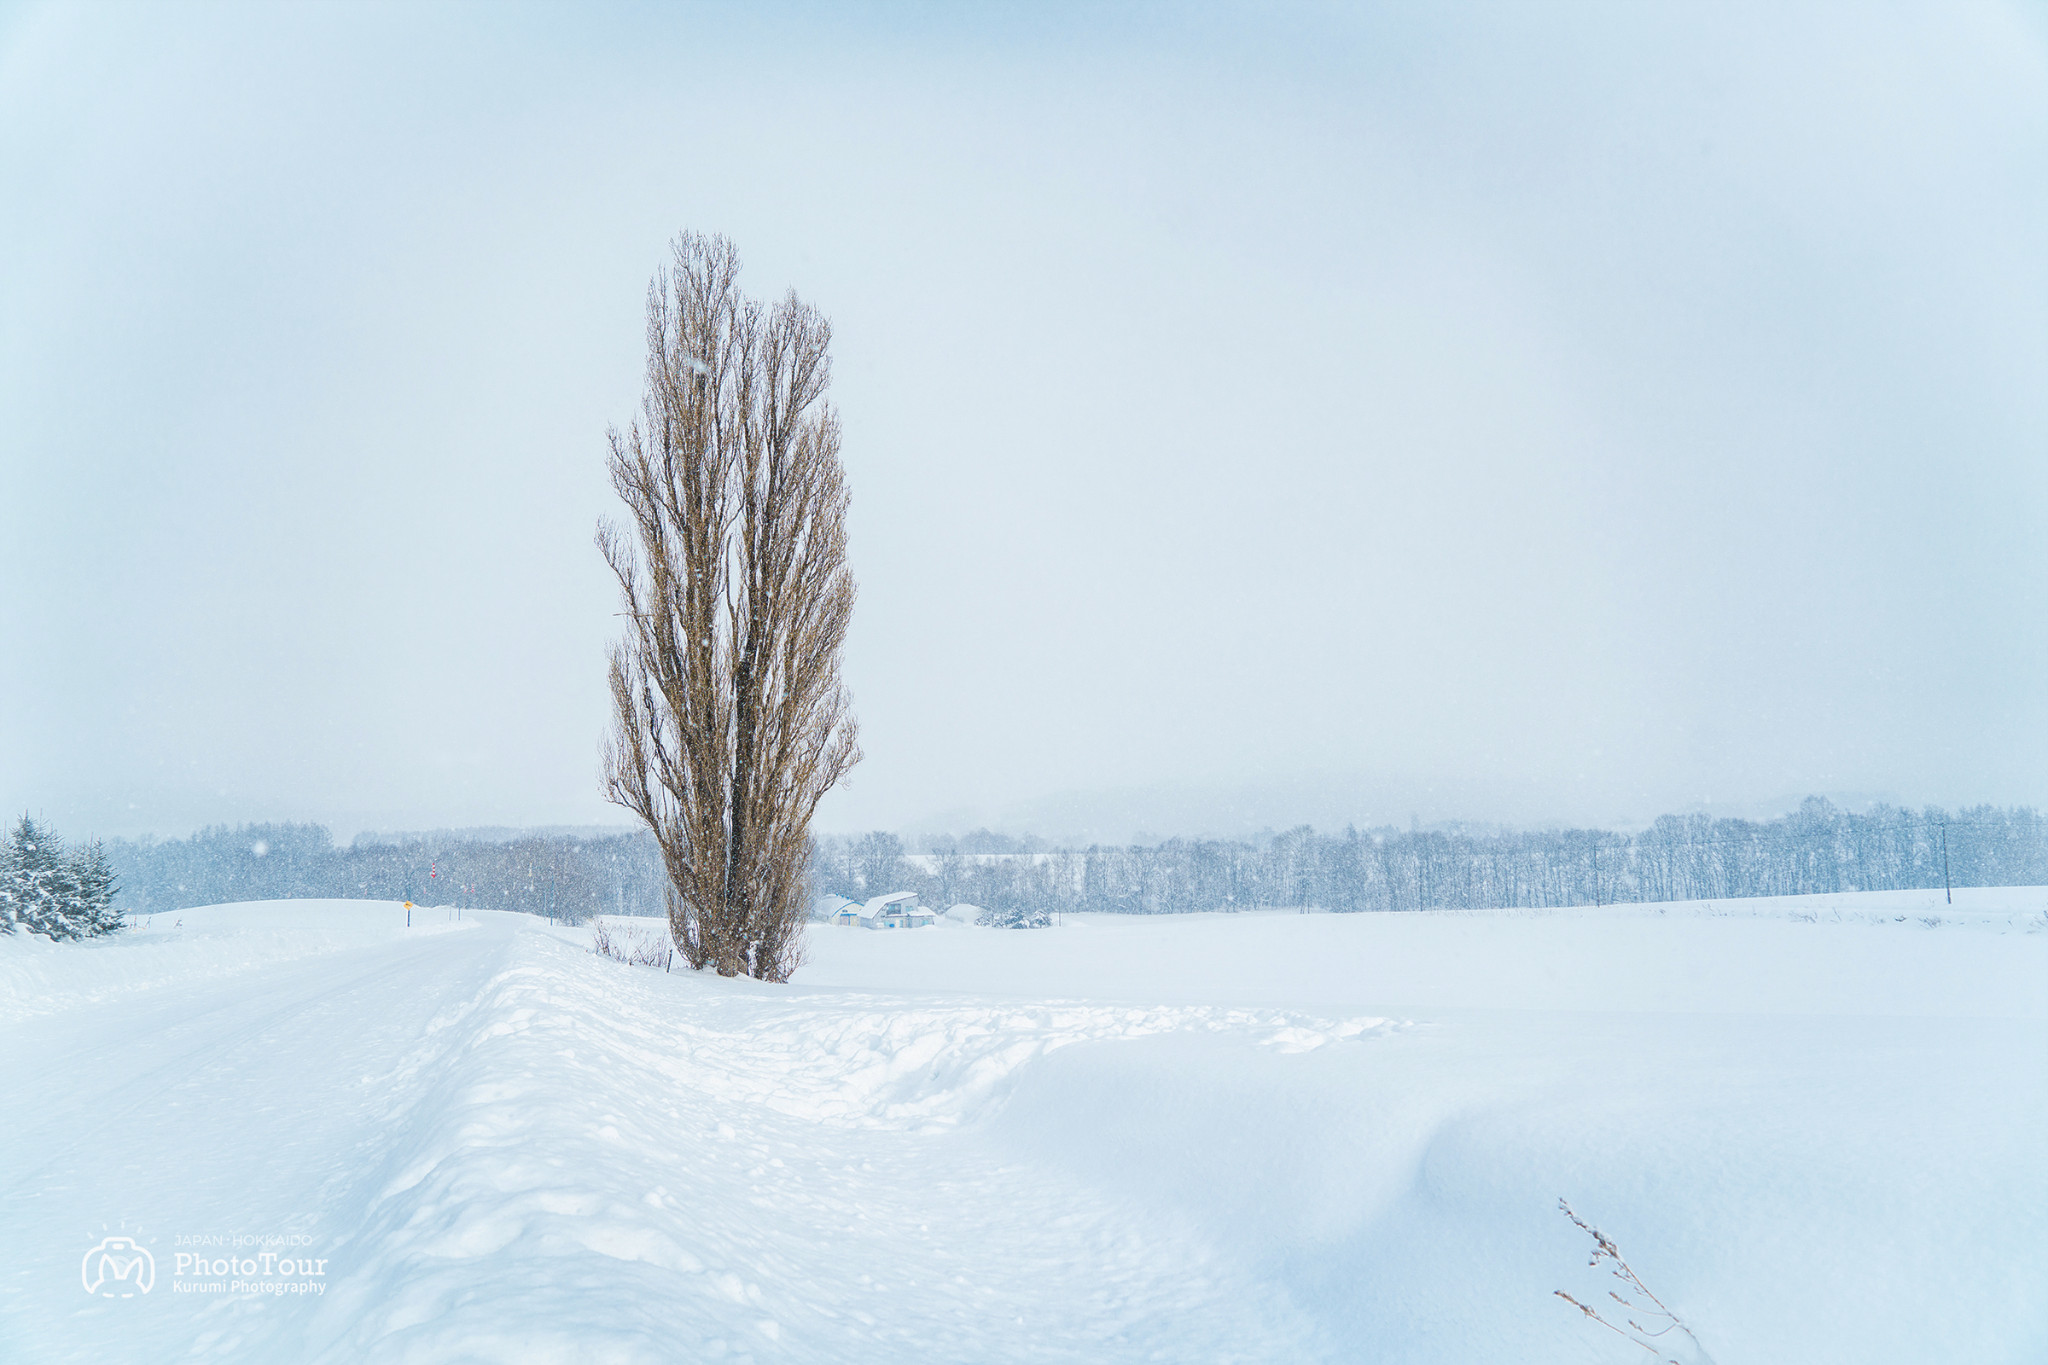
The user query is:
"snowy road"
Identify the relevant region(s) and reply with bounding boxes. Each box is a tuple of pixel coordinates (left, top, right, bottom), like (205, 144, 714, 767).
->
(1, 915, 513, 1360)
(3, 894, 2045, 1363)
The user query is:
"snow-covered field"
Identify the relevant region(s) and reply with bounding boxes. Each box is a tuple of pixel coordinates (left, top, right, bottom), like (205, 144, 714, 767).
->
(2, 890, 2043, 1363)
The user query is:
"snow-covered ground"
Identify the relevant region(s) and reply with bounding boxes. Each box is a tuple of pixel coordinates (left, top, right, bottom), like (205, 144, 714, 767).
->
(2, 889, 2042, 1362)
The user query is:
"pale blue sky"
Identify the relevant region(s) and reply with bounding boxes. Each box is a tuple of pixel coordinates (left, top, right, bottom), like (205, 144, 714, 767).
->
(3, 1, 2044, 840)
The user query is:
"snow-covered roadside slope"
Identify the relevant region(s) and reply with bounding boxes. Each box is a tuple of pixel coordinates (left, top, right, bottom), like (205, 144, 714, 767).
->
(1, 890, 2042, 1363)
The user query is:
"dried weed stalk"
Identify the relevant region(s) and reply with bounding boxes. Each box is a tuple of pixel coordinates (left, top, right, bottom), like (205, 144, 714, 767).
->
(1554, 1199, 1715, 1365)
(591, 920, 674, 969)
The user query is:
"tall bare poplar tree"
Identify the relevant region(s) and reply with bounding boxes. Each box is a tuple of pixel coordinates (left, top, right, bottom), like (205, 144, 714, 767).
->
(598, 233, 860, 981)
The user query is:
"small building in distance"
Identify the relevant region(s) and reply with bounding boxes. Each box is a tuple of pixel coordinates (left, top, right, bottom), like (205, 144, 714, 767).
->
(853, 891, 935, 929)
(818, 894, 862, 925)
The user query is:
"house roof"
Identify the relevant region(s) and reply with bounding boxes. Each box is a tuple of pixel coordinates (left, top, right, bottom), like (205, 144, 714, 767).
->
(858, 891, 923, 917)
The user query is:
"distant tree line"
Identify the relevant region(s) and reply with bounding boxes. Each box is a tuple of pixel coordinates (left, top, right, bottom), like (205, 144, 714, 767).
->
(92, 798, 2045, 927)
(105, 824, 667, 923)
(812, 799, 2046, 921)
(2, 815, 123, 940)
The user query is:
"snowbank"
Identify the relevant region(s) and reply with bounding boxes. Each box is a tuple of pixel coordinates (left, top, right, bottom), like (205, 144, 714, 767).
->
(796, 885, 2048, 1362)
(0, 887, 2041, 1363)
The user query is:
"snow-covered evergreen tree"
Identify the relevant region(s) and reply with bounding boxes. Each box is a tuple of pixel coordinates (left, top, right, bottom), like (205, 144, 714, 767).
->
(975, 898, 1052, 929)
(0, 816, 120, 940)
(70, 839, 123, 937)
(0, 823, 17, 936)
(40, 856, 83, 939)
(6, 815, 77, 939)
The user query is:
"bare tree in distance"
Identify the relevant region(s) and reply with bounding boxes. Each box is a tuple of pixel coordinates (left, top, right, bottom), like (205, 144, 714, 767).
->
(598, 232, 861, 981)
